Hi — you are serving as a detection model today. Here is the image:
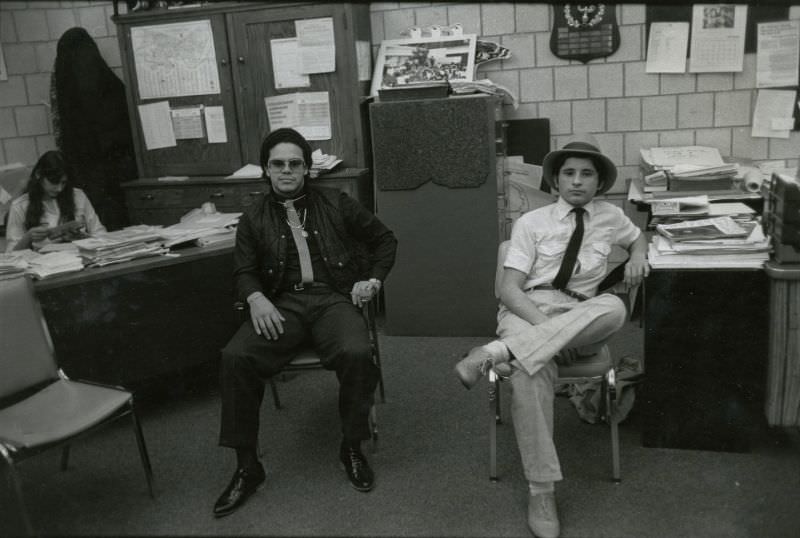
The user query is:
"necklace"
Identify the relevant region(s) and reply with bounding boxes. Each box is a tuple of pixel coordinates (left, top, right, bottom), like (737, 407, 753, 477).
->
(285, 208, 308, 237)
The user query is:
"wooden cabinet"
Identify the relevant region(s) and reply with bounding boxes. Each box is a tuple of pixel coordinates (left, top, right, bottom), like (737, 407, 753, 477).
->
(113, 2, 372, 178)
(122, 168, 371, 225)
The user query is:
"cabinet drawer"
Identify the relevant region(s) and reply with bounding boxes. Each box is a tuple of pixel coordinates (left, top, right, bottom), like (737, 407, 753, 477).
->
(125, 188, 186, 209)
(197, 185, 264, 211)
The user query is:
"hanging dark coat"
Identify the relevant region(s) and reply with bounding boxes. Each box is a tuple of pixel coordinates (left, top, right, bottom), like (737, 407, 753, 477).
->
(51, 27, 136, 231)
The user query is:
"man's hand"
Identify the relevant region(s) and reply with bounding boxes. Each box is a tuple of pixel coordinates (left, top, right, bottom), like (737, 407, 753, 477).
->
(623, 255, 650, 289)
(248, 294, 285, 340)
(350, 279, 380, 307)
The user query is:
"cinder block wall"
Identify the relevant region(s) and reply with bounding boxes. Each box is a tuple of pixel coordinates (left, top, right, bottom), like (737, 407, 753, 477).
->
(0, 0, 125, 167)
(370, 2, 800, 193)
(1, 2, 798, 187)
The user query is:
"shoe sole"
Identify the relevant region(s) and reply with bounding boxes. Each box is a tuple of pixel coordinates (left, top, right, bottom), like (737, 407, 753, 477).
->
(338, 461, 374, 492)
(212, 480, 265, 519)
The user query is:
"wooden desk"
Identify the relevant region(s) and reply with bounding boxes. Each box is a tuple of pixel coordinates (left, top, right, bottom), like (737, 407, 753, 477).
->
(641, 269, 769, 452)
(34, 244, 237, 390)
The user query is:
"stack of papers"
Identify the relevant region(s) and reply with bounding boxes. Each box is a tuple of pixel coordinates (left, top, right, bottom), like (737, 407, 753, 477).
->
(26, 251, 85, 279)
(450, 78, 518, 108)
(73, 225, 167, 267)
(225, 164, 263, 179)
(656, 216, 750, 242)
(310, 149, 341, 178)
(0, 251, 30, 280)
(640, 146, 738, 192)
(159, 208, 241, 248)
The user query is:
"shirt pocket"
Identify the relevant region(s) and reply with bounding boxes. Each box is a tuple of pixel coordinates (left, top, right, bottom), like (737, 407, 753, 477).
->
(578, 241, 611, 277)
(537, 239, 566, 263)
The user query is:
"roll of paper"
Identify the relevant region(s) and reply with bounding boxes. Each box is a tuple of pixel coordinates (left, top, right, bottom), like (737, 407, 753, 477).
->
(743, 170, 764, 193)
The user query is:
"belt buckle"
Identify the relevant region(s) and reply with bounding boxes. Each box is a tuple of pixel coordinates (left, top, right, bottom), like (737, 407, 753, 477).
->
(293, 283, 305, 291)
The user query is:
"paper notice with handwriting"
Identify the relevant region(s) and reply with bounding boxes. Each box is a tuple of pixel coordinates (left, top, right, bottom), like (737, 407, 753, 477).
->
(138, 101, 176, 150)
(264, 92, 331, 141)
(646, 22, 689, 73)
(270, 38, 310, 89)
(756, 20, 800, 88)
(296, 17, 335, 74)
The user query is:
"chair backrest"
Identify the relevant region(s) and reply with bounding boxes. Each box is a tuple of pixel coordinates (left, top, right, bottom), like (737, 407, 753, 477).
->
(0, 275, 59, 399)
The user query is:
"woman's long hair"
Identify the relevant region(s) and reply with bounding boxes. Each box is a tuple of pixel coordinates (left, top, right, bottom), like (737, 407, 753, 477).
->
(24, 151, 75, 231)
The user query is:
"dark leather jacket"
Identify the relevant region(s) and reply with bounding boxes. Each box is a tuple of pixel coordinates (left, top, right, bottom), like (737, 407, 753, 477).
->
(233, 185, 397, 300)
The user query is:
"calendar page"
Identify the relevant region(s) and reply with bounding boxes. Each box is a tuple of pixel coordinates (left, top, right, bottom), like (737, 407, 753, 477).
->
(689, 4, 748, 72)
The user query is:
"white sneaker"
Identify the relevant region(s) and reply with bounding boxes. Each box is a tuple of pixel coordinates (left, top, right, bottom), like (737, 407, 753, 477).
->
(527, 491, 560, 538)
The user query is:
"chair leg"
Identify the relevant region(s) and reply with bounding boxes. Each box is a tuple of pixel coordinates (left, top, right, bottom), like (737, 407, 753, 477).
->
(368, 405, 378, 454)
(130, 403, 155, 498)
(60, 445, 70, 471)
(1, 452, 35, 536)
(268, 377, 282, 410)
(605, 371, 621, 483)
(488, 370, 499, 481)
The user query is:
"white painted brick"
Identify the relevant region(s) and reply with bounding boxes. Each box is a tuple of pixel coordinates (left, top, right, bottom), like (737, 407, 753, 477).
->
(714, 91, 752, 127)
(488, 69, 519, 102)
(624, 131, 659, 165)
(594, 132, 623, 168)
(14, 10, 49, 42)
(520, 67, 553, 102)
(4, 43, 37, 75)
(607, 97, 641, 132)
(0, 143, 6, 166)
(535, 33, 569, 67)
(36, 133, 56, 154)
(588, 64, 623, 98)
(95, 36, 121, 68)
(1, 9, 18, 42)
(0, 3, 29, 11)
(36, 2, 61, 7)
(500, 33, 535, 69)
(769, 133, 800, 160)
(0, 108, 17, 138)
(733, 54, 756, 90)
(104, 4, 118, 37)
(370, 11, 385, 44)
(695, 128, 732, 157)
(482, 3, 514, 36)
(502, 102, 538, 120)
(515, 4, 550, 33)
(790, 6, 800, 19)
(35, 42, 57, 72)
(0, 76, 28, 106)
(642, 95, 676, 130)
(554, 65, 587, 100)
(539, 101, 571, 135)
(624, 61, 658, 96)
(572, 99, 605, 133)
(677, 93, 713, 128)
(3, 137, 37, 166)
(447, 4, 481, 35)
(46, 8, 77, 41)
(613, 24, 642, 63)
(621, 4, 646, 25)
(661, 73, 696, 94)
(15, 105, 48, 136)
(732, 127, 768, 160)
(383, 9, 416, 39)
(659, 130, 695, 147)
(77, 6, 109, 38)
(25, 73, 51, 107)
(613, 166, 639, 193)
(370, 3, 400, 12)
(697, 73, 733, 92)
(415, 6, 448, 29)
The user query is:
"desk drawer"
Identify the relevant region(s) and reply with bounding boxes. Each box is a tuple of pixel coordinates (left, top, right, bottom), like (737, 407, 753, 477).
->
(126, 187, 186, 209)
(198, 185, 264, 211)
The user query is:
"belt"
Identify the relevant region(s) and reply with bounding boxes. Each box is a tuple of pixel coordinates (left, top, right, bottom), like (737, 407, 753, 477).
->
(289, 282, 329, 292)
(529, 284, 589, 302)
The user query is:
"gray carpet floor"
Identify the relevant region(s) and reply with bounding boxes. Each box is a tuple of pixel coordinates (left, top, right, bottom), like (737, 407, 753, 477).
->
(3, 321, 800, 537)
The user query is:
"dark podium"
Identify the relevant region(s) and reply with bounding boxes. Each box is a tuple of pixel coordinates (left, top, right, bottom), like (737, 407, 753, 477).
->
(641, 269, 769, 452)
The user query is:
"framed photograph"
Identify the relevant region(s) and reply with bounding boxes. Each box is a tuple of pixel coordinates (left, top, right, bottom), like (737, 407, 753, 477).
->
(370, 34, 477, 96)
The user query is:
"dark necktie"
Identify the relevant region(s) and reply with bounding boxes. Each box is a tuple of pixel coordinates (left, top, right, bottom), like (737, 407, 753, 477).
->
(284, 199, 314, 284)
(552, 207, 585, 290)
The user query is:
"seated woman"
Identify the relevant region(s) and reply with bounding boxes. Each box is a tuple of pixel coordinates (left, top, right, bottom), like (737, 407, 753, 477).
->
(4, 151, 106, 252)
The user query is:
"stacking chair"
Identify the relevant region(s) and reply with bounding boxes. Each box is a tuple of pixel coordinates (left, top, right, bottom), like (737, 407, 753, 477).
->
(234, 298, 383, 450)
(488, 240, 640, 482)
(0, 275, 154, 536)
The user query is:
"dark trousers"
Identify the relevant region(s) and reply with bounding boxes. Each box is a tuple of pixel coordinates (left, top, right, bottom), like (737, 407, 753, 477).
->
(218, 287, 379, 449)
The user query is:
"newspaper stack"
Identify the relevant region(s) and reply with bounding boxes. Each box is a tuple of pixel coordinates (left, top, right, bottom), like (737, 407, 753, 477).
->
(72, 225, 167, 267)
(310, 149, 342, 178)
(640, 146, 738, 193)
(25, 251, 85, 278)
(0, 251, 30, 280)
(159, 208, 241, 248)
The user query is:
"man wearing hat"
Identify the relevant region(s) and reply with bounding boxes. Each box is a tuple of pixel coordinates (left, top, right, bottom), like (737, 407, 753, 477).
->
(454, 134, 649, 538)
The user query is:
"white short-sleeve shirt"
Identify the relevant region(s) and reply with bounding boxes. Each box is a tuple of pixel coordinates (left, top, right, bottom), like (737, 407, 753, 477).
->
(504, 197, 641, 297)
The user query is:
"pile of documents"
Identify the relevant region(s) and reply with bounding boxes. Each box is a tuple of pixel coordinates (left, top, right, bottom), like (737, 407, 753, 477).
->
(159, 208, 241, 248)
(310, 149, 341, 178)
(649, 196, 756, 226)
(0, 251, 31, 280)
(450, 79, 518, 108)
(26, 251, 85, 278)
(648, 215, 771, 269)
(640, 146, 738, 193)
(73, 225, 167, 267)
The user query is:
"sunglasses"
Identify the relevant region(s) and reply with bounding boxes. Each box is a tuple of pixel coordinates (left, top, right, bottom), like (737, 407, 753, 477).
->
(268, 159, 305, 171)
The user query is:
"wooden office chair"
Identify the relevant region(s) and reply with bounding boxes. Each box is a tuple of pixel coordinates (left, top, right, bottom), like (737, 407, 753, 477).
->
(0, 275, 154, 536)
(488, 240, 639, 482)
(234, 298, 383, 450)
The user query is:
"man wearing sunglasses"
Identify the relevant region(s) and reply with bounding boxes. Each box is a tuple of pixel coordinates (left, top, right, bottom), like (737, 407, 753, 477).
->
(213, 128, 397, 518)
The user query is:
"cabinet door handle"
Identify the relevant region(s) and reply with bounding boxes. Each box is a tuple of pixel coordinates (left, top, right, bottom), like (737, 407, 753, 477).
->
(210, 192, 225, 199)
(249, 191, 262, 197)
(140, 194, 155, 201)
(237, 56, 245, 64)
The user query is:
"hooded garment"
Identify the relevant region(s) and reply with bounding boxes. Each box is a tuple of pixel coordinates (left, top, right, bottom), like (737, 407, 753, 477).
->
(51, 27, 136, 230)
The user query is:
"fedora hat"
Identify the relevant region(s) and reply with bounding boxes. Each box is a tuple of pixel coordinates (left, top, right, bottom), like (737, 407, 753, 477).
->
(542, 133, 617, 195)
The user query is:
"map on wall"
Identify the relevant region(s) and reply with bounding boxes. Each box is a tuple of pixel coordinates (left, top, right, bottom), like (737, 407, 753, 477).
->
(131, 20, 221, 100)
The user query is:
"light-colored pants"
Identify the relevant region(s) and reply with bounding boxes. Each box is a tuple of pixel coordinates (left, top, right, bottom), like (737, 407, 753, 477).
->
(496, 290, 627, 482)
